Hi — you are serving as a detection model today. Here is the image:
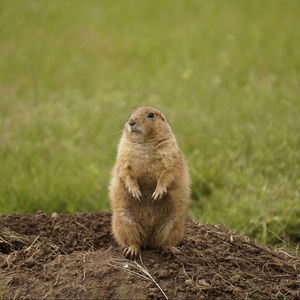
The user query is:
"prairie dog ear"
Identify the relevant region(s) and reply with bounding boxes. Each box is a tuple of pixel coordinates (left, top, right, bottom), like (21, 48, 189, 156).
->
(155, 111, 167, 122)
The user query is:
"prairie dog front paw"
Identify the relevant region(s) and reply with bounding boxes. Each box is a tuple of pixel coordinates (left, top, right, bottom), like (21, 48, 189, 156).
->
(128, 184, 142, 200)
(152, 185, 167, 201)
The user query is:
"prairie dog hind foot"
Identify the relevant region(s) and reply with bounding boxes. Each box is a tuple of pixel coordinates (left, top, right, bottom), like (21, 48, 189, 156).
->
(123, 244, 140, 259)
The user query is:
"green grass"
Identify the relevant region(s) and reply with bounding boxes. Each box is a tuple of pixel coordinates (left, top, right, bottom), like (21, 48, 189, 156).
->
(0, 0, 299, 246)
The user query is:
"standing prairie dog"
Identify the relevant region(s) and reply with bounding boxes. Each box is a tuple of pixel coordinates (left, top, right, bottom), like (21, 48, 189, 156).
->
(109, 107, 190, 258)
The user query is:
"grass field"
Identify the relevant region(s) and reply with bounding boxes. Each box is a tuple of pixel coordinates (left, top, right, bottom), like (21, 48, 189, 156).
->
(0, 0, 299, 247)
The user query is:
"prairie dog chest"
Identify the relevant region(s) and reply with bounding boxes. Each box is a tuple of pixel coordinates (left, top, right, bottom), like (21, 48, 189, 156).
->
(130, 145, 164, 178)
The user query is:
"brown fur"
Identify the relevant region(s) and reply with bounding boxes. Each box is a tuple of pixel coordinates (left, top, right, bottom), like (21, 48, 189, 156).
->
(109, 107, 190, 257)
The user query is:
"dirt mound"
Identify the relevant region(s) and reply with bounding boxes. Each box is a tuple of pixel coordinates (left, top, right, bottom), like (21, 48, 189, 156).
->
(0, 212, 299, 299)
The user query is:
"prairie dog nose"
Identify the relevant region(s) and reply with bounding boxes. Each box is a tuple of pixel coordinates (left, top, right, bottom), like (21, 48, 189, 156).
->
(128, 119, 136, 126)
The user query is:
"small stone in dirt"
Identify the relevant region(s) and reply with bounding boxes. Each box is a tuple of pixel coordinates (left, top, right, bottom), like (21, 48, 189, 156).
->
(177, 285, 186, 292)
(170, 263, 178, 269)
(148, 287, 158, 297)
(185, 279, 193, 286)
(149, 287, 158, 293)
(51, 212, 58, 218)
(158, 270, 169, 279)
(229, 274, 241, 282)
(198, 279, 210, 287)
(24, 258, 36, 268)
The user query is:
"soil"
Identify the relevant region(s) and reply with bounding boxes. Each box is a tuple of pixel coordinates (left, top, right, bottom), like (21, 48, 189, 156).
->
(0, 212, 299, 299)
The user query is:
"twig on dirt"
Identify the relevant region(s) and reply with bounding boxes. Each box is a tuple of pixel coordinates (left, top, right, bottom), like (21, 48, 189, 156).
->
(24, 235, 40, 252)
(242, 241, 289, 260)
(47, 242, 68, 255)
(75, 221, 89, 232)
(81, 253, 88, 282)
(0, 273, 13, 288)
(42, 286, 53, 299)
(12, 287, 21, 300)
(106, 255, 169, 300)
(54, 274, 60, 286)
(216, 272, 235, 289)
(181, 263, 213, 291)
(137, 252, 168, 300)
(106, 259, 149, 280)
(0, 227, 33, 250)
(0, 236, 10, 246)
(181, 263, 193, 281)
(4, 256, 12, 269)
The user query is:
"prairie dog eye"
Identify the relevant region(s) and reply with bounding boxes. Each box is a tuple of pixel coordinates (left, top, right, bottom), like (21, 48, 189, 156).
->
(147, 112, 155, 118)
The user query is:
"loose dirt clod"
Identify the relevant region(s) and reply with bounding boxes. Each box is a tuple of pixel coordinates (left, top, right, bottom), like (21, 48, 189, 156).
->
(0, 212, 299, 299)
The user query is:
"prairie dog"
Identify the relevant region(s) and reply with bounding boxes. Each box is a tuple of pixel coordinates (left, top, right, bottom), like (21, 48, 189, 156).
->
(109, 107, 190, 258)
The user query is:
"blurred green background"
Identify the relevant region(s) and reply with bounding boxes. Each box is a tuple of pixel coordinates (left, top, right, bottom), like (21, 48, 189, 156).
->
(0, 0, 299, 248)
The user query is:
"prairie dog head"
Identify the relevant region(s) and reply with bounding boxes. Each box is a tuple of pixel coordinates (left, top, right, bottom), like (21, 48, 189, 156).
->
(124, 107, 173, 143)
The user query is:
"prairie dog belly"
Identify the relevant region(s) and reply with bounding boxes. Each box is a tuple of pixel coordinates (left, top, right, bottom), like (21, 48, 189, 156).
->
(132, 154, 161, 197)
(128, 195, 174, 248)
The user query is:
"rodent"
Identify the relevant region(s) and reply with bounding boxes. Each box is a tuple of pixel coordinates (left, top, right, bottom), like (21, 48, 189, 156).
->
(109, 107, 190, 258)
